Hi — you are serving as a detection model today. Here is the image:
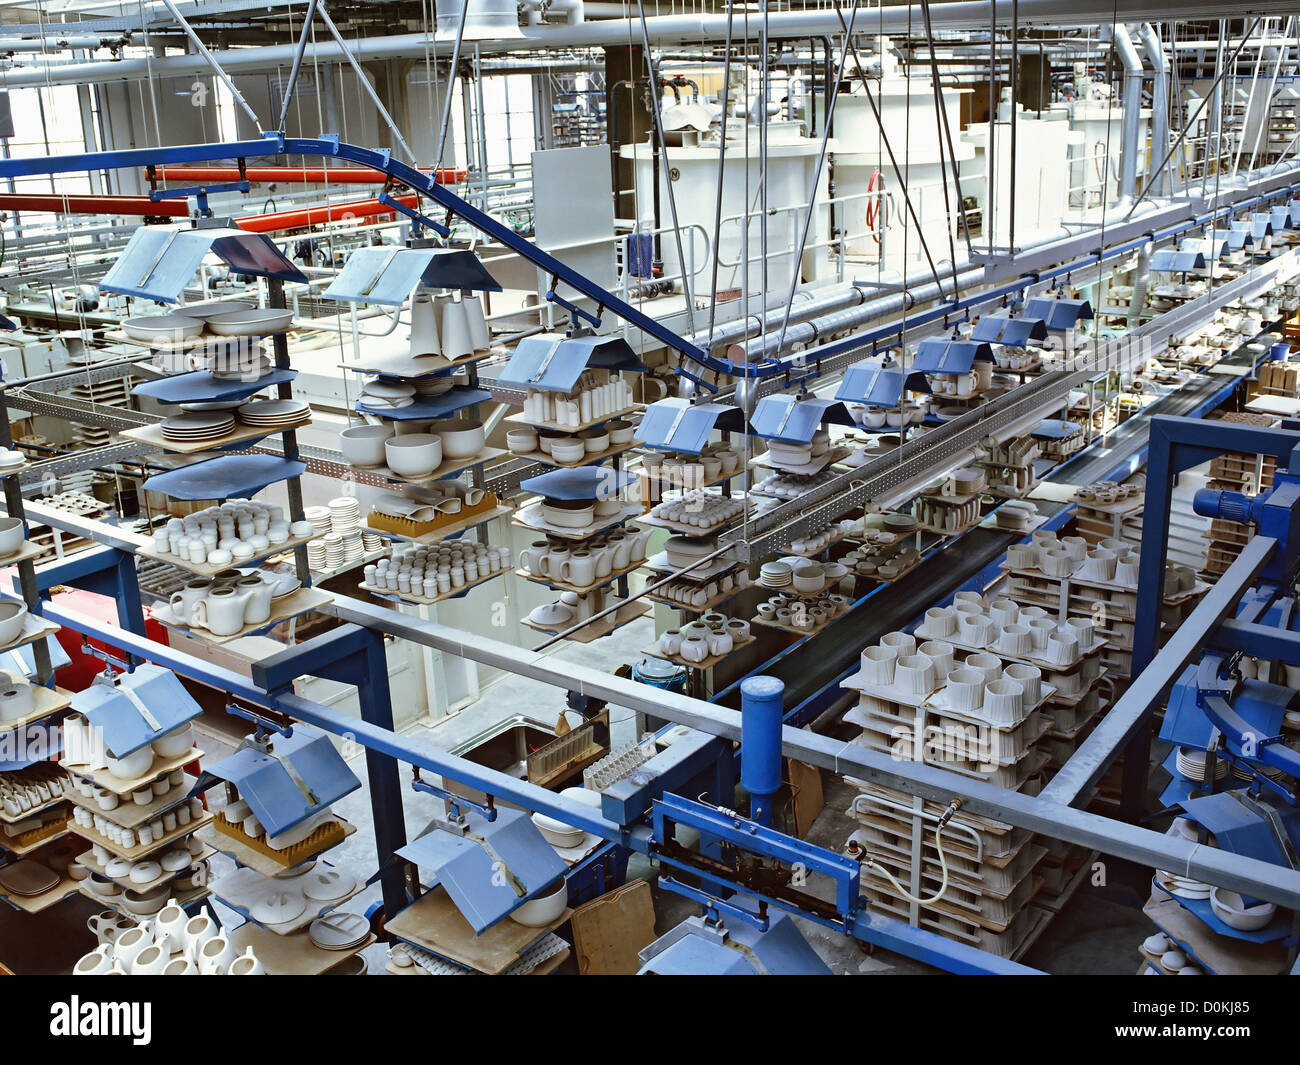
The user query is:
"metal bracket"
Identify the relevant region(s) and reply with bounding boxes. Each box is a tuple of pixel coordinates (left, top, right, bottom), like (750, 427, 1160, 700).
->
(411, 769, 497, 823)
(658, 874, 770, 931)
(380, 191, 450, 239)
(546, 279, 603, 330)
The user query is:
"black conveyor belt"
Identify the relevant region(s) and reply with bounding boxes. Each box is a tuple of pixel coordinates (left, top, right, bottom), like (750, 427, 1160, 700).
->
(713, 346, 1260, 713)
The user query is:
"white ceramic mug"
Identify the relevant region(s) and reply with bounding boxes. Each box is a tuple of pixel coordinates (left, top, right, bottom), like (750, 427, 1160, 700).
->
(237, 575, 273, 625)
(560, 550, 597, 587)
(228, 947, 265, 976)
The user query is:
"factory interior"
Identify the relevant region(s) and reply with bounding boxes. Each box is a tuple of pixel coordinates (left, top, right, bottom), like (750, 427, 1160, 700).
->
(0, 0, 1298, 993)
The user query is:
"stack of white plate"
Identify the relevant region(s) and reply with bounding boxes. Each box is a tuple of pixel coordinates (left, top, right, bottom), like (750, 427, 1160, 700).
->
(362, 532, 383, 552)
(160, 411, 236, 442)
(308, 911, 370, 951)
(304, 506, 332, 538)
(212, 354, 272, 381)
(323, 532, 345, 569)
(759, 561, 793, 588)
(236, 398, 310, 428)
(1155, 869, 1212, 900)
(1176, 747, 1229, 782)
(339, 527, 365, 563)
(306, 539, 327, 570)
(0, 448, 25, 470)
(327, 497, 362, 534)
(1231, 760, 1285, 781)
(360, 380, 415, 410)
(411, 376, 456, 398)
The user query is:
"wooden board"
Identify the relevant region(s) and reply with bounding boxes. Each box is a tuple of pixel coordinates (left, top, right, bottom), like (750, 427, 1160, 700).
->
(71, 810, 213, 862)
(0, 542, 46, 568)
(508, 438, 641, 470)
(120, 417, 310, 455)
(227, 920, 374, 976)
(1143, 892, 1289, 976)
(0, 685, 72, 732)
(569, 880, 656, 975)
(385, 884, 571, 975)
(65, 781, 194, 829)
(65, 747, 205, 797)
(364, 502, 513, 545)
(359, 565, 502, 606)
(505, 403, 642, 435)
(788, 759, 824, 839)
(194, 816, 357, 877)
(520, 598, 649, 643)
(0, 872, 79, 915)
(149, 586, 332, 644)
(137, 530, 317, 576)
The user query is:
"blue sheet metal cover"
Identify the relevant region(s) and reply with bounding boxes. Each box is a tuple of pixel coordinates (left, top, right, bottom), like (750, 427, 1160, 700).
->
(1178, 791, 1300, 867)
(101, 226, 307, 302)
(637, 399, 747, 453)
(131, 368, 298, 405)
(395, 807, 568, 933)
(970, 314, 1048, 346)
(1030, 419, 1080, 439)
(520, 465, 634, 500)
(354, 385, 491, 421)
(1, 635, 70, 678)
(1151, 249, 1207, 272)
(912, 338, 992, 375)
(73, 663, 203, 758)
(749, 395, 855, 443)
(638, 934, 756, 974)
(207, 724, 361, 837)
(0, 314, 16, 332)
(1022, 296, 1094, 331)
(323, 246, 500, 306)
(1249, 214, 1275, 239)
(143, 454, 307, 501)
(1271, 206, 1294, 231)
(835, 363, 929, 406)
(1158, 666, 1218, 749)
(496, 333, 646, 393)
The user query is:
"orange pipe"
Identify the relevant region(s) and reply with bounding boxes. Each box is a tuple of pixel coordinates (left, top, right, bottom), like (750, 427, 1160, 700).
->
(0, 193, 187, 216)
(150, 165, 467, 185)
(233, 193, 419, 233)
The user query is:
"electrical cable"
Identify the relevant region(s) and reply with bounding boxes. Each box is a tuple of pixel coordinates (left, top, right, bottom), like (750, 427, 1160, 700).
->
(863, 805, 959, 906)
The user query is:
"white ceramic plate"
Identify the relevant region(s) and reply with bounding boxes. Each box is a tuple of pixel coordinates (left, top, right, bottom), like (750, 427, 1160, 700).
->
(309, 911, 369, 949)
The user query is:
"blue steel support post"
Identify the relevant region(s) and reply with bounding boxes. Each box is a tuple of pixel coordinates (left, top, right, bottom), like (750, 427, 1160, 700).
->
(740, 676, 784, 827)
(355, 628, 408, 919)
(1124, 414, 1300, 819)
(251, 623, 409, 919)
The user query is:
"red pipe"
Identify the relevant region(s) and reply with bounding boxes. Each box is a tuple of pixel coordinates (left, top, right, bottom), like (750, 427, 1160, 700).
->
(0, 193, 187, 217)
(150, 165, 467, 186)
(233, 193, 419, 233)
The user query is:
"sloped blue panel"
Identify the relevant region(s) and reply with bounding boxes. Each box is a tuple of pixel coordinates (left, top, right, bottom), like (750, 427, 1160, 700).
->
(1218, 226, 1253, 251)
(1179, 791, 1298, 867)
(637, 399, 747, 454)
(0, 314, 16, 332)
(74, 664, 203, 759)
(207, 725, 360, 837)
(1271, 206, 1294, 231)
(912, 338, 993, 375)
(143, 454, 306, 500)
(100, 225, 307, 302)
(355, 385, 490, 421)
(1249, 214, 1275, 240)
(835, 364, 930, 407)
(396, 807, 568, 933)
(1, 635, 70, 678)
(521, 465, 634, 500)
(323, 246, 499, 305)
(1151, 249, 1207, 272)
(496, 333, 646, 393)
(132, 368, 297, 405)
(749, 395, 856, 444)
(970, 314, 1048, 346)
(1023, 297, 1094, 331)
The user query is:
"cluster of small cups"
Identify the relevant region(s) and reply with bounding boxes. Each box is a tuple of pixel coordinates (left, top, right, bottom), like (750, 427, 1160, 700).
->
(366, 541, 508, 599)
(154, 500, 299, 567)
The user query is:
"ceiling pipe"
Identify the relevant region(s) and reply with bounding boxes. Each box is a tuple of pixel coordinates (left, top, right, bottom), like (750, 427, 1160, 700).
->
(0, 2, 1295, 88)
(1108, 23, 1145, 210)
(1139, 22, 1172, 198)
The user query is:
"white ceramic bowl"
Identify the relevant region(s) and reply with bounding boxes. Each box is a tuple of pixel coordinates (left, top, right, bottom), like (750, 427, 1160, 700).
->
(541, 500, 595, 529)
(384, 433, 443, 477)
(532, 811, 584, 848)
(510, 881, 568, 927)
(339, 424, 394, 466)
(206, 308, 295, 336)
(506, 428, 539, 454)
(1210, 887, 1276, 931)
(0, 599, 28, 646)
(152, 723, 193, 759)
(550, 439, 588, 464)
(106, 745, 155, 782)
(0, 516, 24, 559)
(122, 313, 204, 343)
(430, 418, 485, 459)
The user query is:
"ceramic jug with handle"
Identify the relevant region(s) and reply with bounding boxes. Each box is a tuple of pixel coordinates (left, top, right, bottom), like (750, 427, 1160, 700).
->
(625, 526, 650, 562)
(190, 586, 245, 636)
(237, 574, 273, 625)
